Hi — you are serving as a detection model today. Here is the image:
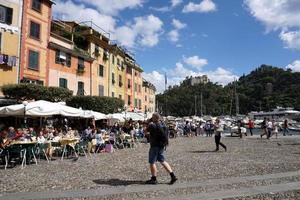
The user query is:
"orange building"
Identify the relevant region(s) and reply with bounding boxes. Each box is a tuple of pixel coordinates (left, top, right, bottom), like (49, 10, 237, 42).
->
(19, 0, 54, 85)
(132, 63, 143, 112)
(48, 21, 94, 95)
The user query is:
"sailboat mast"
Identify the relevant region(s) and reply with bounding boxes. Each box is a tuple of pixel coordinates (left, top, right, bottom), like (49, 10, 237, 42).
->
(235, 79, 239, 116)
(200, 92, 203, 116)
(194, 95, 197, 116)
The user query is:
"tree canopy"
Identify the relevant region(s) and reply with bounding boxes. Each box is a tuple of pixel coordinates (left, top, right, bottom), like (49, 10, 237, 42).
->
(156, 65, 300, 116)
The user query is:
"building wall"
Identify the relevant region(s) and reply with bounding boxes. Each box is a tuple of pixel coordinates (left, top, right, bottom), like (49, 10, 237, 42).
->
(48, 43, 92, 95)
(109, 52, 125, 100)
(90, 43, 109, 97)
(133, 68, 143, 112)
(20, 0, 52, 85)
(0, 0, 22, 96)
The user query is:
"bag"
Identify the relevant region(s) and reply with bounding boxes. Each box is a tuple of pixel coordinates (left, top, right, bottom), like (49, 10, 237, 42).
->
(157, 123, 169, 146)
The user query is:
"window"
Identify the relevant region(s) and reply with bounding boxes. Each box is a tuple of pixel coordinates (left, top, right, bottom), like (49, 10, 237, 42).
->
(32, 0, 41, 12)
(128, 79, 131, 89)
(119, 95, 122, 99)
(0, 5, 12, 25)
(134, 99, 138, 108)
(135, 83, 137, 92)
(66, 53, 71, 67)
(59, 78, 68, 88)
(145, 95, 147, 101)
(119, 75, 122, 87)
(77, 57, 84, 73)
(99, 65, 104, 77)
(77, 81, 84, 96)
(94, 45, 100, 57)
(30, 21, 40, 40)
(138, 85, 141, 93)
(126, 66, 132, 74)
(117, 58, 120, 65)
(112, 55, 115, 65)
(112, 92, 115, 97)
(128, 95, 131, 105)
(98, 85, 104, 96)
(138, 99, 142, 109)
(112, 73, 115, 84)
(28, 50, 39, 70)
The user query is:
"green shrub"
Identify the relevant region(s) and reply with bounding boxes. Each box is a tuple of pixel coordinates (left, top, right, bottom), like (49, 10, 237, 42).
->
(66, 96, 124, 114)
(1, 84, 72, 102)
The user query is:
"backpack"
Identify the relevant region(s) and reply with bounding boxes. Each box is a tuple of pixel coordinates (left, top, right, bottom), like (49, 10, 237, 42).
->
(157, 122, 169, 147)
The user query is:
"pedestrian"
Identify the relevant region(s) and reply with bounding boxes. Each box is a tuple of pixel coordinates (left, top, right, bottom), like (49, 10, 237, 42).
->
(260, 117, 267, 138)
(266, 118, 273, 139)
(272, 119, 278, 139)
(146, 113, 177, 185)
(214, 119, 227, 152)
(248, 119, 254, 136)
(283, 119, 289, 136)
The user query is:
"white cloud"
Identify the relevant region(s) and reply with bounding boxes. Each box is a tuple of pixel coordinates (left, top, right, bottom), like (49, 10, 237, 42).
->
(78, 0, 143, 16)
(244, 0, 300, 50)
(53, 1, 116, 33)
(168, 30, 179, 42)
(132, 15, 164, 47)
(171, 0, 183, 8)
(183, 0, 217, 13)
(144, 60, 238, 93)
(168, 19, 186, 43)
(150, 6, 170, 12)
(286, 60, 300, 72)
(54, 2, 163, 48)
(244, 0, 300, 31)
(183, 55, 208, 69)
(280, 31, 300, 50)
(172, 19, 186, 29)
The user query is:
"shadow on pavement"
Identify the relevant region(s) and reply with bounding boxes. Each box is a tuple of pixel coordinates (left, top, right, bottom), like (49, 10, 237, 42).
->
(93, 179, 146, 186)
(189, 150, 216, 153)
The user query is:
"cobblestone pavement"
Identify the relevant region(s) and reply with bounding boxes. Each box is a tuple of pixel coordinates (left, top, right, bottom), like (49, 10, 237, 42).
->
(0, 135, 299, 199)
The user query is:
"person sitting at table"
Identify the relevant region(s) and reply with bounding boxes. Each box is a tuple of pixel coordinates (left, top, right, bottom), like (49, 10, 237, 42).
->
(37, 131, 46, 144)
(0, 130, 13, 166)
(28, 127, 37, 138)
(95, 129, 105, 153)
(87, 129, 97, 153)
(52, 131, 61, 142)
(66, 127, 75, 138)
(108, 132, 116, 145)
(7, 127, 16, 139)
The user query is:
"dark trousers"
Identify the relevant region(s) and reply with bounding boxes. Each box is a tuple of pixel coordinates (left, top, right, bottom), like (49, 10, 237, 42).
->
(215, 134, 226, 151)
(249, 128, 253, 136)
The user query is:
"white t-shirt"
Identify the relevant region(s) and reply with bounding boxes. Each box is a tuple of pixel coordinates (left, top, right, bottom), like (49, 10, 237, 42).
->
(267, 121, 273, 129)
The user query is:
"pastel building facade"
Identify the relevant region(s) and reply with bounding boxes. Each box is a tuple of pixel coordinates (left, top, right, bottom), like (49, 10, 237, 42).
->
(142, 79, 156, 113)
(19, 0, 53, 85)
(48, 21, 93, 95)
(0, 0, 22, 95)
(109, 45, 125, 100)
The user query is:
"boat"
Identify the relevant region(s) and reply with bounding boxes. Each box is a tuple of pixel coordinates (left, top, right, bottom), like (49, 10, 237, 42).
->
(248, 107, 300, 121)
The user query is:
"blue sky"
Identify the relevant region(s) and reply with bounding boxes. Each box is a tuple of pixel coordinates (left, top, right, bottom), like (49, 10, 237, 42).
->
(53, 0, 300, 93)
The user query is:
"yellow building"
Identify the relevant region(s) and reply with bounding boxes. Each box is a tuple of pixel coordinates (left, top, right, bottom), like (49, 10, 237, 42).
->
(0, 0, 22, 95)
(142, 79, 156, 113)
(109, 44, 126, 100)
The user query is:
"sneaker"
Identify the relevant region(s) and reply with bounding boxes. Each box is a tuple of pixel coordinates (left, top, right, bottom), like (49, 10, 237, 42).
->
(169, 177, 178, 185)
(146, 179, 158, 185)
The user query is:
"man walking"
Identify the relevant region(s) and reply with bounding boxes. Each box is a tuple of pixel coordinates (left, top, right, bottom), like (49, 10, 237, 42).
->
(146, 113, 177, 185)
(214, 118, 227, 152)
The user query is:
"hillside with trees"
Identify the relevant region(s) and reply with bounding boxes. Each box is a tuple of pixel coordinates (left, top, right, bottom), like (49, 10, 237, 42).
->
(156, 65, 300, 116)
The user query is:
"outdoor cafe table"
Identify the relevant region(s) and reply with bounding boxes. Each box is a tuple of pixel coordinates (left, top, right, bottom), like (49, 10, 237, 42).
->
(59, 138, 79, 160)
(7, 140, 38, 168)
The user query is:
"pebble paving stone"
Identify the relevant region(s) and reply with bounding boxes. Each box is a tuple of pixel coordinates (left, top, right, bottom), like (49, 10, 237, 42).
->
(0, 135, 299, 199)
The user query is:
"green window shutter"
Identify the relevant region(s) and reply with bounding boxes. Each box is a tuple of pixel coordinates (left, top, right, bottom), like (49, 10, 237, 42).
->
(99, 65, 104, 77)
(55, 50, 60, 63)
(66, 53, 71, 67)
(29, 50, 39, 70)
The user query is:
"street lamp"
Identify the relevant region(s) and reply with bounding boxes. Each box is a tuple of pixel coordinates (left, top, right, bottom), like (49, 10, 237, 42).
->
(22, 101, 28, 126)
